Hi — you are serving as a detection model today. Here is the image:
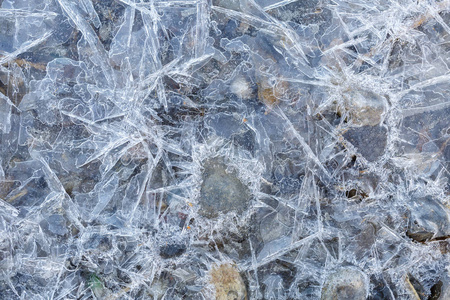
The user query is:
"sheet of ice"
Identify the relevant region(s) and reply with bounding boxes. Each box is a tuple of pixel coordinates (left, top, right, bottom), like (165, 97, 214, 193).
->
(0, 0, 449, 299)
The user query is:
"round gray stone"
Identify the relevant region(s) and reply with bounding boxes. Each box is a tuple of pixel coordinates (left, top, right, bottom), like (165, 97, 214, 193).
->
(199, 158, 251, 218)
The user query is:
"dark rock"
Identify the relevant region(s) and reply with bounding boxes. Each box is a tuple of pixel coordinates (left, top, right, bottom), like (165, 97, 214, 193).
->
(343, 126, 387, 162)
(199, 158, 251, 218)
(233, 129, 256, 153)
(160, 243, 186, 259)
(407, 196, 450, 242)
(429, 280, 443, 300)
(368, 275, 395, 300)
(438, 273, 450, 300)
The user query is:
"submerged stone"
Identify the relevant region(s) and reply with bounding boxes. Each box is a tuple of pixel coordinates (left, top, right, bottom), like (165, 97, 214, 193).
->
(321, 267, 368, 300)
(343, 126, 387, 162)
(407, 196, 450, 242)
(199, 158, 251, 218)
(159, 243, 187, 259)
(209, 263, 247, 300)
(431, 273, 450, 300)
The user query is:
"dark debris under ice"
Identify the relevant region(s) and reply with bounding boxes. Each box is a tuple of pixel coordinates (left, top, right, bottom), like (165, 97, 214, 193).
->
(0, 0, 450, 299)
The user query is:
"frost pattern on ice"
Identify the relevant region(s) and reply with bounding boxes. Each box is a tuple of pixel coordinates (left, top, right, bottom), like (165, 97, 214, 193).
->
(0, 0, 449, 299)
